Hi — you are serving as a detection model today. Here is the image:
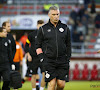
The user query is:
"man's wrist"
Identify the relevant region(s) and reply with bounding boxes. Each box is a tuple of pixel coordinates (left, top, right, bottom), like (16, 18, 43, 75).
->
(38, 53, 44, 62)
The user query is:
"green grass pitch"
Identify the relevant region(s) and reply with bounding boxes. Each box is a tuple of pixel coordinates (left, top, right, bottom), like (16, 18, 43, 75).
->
(18, 81, 100, 90)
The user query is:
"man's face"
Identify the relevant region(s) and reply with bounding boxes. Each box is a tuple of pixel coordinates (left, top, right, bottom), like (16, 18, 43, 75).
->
(4, 23, 11, 32)
(48, 10, 60, 23)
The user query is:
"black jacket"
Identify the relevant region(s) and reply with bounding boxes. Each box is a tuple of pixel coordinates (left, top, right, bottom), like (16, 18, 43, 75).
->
(7, 33, 16, 59)
(0, 37, 13, 65)
(36, 20, 71, 60)
(25, 30, 38, 57)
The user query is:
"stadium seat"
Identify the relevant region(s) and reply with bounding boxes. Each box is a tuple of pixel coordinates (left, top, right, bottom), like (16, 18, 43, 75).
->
(9, 6, 15, 9)
(3, 6, 8, 9)
(65, 11, 70, 15)
(22, 6, 28, 9)
(29, 6, 34, 9)
(92, 33, 98, 37)
(7, 11, 12, 15)
(81, 64, 89, 80)
(72, 64, 80, 80)
(90, 64, 98, 80)
(90, 39, 96, 43)
(13, 11, 18, 15)
(88, 45, 94, 49)
(67, 6, 72, 9)
(60, 5, 66, 9)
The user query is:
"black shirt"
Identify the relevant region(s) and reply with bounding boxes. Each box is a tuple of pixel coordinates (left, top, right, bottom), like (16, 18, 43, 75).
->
(36, 20, 71, 60)
(7, 33, 16, 59)
(0, 37, 13, 65)
(25, 30, 38, 57)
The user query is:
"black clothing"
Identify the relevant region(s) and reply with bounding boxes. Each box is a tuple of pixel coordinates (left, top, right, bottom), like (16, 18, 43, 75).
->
(0, 37, 13, 64)
(36, 20, 71, 82)
(36, 20, 71, 61)
(25, 30, 45, 75)
(0, 37, 13, 90)
(7, 33, 16, 59)
(25, 30, 37, 57)
(44, 56, 69, 82)
(2, 81, 10, 90)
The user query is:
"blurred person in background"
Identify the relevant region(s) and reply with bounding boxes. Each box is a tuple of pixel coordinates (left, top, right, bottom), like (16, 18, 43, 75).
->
(94, 12, 100, 32)
(0, 27, 13, 90)
(36, 6, 71, 90)
(19, 32, 28, 52)
(0, 21, 16, 69)
(12, 33, 23, 72)
(90, 0, 96, 14)
(24, 20, 45, 90)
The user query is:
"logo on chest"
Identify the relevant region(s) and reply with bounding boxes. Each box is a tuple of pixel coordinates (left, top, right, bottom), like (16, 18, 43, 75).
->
(4, 42, 8, 46)
(59, 28, 64, 32)
(47, 29, 51, 32)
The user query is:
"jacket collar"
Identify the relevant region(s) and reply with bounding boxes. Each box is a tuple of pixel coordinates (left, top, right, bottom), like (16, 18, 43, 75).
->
(48, 19, 61, 27)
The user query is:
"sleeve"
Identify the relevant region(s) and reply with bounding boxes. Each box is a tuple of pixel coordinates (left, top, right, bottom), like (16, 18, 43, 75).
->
(24, 34, 31, 53)
(66, 27, 71, 61)
(7, 40, 13, 64)
(19, 43, 23, 61)
(11, 35, 16, 59)
(35, 27, 44, 49)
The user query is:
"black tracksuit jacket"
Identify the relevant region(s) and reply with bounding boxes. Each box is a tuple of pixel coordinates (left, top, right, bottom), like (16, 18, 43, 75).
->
(36, 20, 71, 61)
(0, 37, 13, 65)
(25, 30, 38, 57)
(7, 33, 16, 59)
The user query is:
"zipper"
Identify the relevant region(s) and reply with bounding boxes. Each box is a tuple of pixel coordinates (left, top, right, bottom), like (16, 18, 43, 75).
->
(55, 27, 58, 61)
(45, 45, 47, 54)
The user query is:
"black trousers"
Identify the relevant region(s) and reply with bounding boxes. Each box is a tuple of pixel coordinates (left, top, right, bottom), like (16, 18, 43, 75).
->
(2, 81, 10, 90)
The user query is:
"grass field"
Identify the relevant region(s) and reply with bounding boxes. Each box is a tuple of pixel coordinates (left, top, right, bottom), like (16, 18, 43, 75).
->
(17, 81, 100, 90)
(1, 81, 100, 90)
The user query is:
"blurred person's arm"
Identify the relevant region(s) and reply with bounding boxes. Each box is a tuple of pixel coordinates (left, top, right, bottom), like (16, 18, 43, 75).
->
(65, 27, 71, 61)
(24, 34, 32, 62)
(9, 34, 16, 59)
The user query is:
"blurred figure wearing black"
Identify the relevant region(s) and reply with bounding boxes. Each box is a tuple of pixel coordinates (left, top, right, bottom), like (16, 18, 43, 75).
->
(90, 0, 96, 14)
(0, 27, 13, 90)
(24, 20, 45, 90)
(2, 21, 16, 61)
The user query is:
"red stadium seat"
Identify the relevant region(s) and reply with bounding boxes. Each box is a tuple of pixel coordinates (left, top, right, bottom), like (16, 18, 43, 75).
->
(92, 33, 98, 37)
(90, 39, 96, 43)
(65, 11, 70, 15)
(67, 6, 72, 9)
(22, 6, 28, 9)
(38, 11, 43, 14)
(7, 11, 12, 15)
(29, 6, 34, 9)
(90, 64, 98, 80)
(9, 6, 15, 9)
(88, 45, 94, 49)
(60, 5, 66, 9)
(72, 64, 80, 80)
(81, 64, 89, 80)
(3, 6, 8, 9)
(13, 11, 18, 15)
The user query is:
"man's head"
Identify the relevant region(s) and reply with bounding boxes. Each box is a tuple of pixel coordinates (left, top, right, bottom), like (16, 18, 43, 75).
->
(0, 27, 7, 37)
(37, 20, 44, 29)
(48, 5, 60, 24)
(2, 21, 11, 33)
